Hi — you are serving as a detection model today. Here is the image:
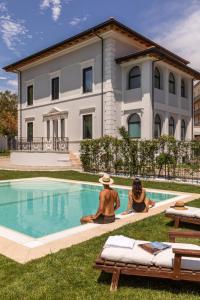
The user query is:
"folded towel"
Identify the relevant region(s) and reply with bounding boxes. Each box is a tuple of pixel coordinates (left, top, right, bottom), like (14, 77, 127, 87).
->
(104, 235, 135, 249)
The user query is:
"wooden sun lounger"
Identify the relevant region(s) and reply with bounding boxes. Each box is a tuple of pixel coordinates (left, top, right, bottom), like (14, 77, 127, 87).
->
(94, 230, 200, 291)
(165, 212, 200, 228)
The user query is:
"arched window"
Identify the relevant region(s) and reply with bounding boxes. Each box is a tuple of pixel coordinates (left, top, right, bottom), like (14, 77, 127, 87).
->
(128, 113, 141, 138)
(181, 119, 186, 140)
(169, 72, 176, 94)
(128, 66, 141, 89)
(154, 114, 162, 138)
(169, 116, 175, 136)
(181, 79, 186, 97)
(154, 67, 161, 89)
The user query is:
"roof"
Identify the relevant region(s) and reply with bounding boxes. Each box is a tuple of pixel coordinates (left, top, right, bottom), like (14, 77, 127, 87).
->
(116, 47, 200, 79)
(3, 18, 189, 72)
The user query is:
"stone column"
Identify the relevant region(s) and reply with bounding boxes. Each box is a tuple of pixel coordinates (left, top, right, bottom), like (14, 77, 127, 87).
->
(141, 60, 153, 139)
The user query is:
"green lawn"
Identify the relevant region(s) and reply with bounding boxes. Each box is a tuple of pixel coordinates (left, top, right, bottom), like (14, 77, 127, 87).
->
(0, 170, 199, 300)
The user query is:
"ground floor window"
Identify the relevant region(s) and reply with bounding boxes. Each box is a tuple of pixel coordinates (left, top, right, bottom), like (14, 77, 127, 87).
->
(53, 119, 58, 138)
(154, 114, 161, 138)
(27, 122, 33, 142)
(181, 119, 186, 141)
(83, 114, 92, 139)
(47, 120, 50, 141)
(169, 116, 175, 137)
(128, 113, 141, 138)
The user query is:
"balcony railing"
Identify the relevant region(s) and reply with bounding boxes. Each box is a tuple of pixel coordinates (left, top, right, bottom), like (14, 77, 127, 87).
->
(12, 137, 69, 153)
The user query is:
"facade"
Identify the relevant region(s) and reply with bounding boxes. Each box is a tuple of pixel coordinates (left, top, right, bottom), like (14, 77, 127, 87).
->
(194, 81, 200, 139)
(3, 19, 200, 164)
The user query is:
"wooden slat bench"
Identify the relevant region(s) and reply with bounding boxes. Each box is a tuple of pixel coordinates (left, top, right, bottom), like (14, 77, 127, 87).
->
(165, 212, 200, 228)
(94, 230, 200, 291)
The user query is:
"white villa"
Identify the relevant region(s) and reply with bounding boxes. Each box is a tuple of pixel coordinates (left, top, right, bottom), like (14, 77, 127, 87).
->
(3, 18, 200, 166)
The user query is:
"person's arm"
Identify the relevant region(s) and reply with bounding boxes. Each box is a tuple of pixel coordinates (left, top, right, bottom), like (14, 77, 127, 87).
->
(114, 192, 120, 211)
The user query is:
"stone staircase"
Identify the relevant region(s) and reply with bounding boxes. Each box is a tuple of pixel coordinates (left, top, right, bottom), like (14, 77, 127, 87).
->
(69, 152, 82, 170)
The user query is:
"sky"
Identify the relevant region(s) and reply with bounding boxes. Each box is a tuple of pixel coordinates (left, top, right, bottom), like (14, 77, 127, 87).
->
(0, 0, 200, 93)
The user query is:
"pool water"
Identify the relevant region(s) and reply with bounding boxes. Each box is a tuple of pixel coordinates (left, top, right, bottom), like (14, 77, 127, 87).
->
(0, 179, 177, 238)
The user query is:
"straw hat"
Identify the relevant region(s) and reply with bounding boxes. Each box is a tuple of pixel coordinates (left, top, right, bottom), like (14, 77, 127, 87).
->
(171, 201, 188, 210)
(99, 173, 114, 185)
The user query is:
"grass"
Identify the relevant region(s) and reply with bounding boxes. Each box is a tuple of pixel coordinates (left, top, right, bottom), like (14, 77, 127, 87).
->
(0, 150, 9, 157)
(0, 170, 199, 299)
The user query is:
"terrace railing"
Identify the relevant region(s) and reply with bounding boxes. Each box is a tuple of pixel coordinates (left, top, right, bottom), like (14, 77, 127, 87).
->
(12, 137, 69, 153)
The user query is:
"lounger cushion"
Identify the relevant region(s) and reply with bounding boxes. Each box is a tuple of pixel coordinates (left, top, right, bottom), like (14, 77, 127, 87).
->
(153, 242, 200, 271)
(101, 240, 153, 266)
(165, 207, 200, 218)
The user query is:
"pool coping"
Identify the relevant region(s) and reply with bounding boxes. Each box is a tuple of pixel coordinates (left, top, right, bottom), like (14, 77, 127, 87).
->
(0, 177, 199, 263)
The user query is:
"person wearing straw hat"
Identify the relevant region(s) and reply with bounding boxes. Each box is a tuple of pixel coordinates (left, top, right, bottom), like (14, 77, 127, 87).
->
(80, 173, 120, 224)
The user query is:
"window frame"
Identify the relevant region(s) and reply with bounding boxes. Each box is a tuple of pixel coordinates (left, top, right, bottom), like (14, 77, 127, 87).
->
(154, 114, 162, 138)
(128, 66, 141, 90)
(27, 84, 34, 106)
(181, 79, 186, 98)
(169, 116, 175, 137)
(154, 67, 161, 89)
(51, 77, 60, 100)
(128, 113, 141, 139)
(82, 66, 93, 94)
(169, 72, 176, 94)
(82, 113, 93, 139)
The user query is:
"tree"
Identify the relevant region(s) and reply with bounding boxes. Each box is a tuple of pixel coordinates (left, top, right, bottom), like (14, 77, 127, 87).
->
(0, 90, 17, 138)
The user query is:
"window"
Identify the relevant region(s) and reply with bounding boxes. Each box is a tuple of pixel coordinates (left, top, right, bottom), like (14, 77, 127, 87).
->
(128, 66, 141, 89)
(169, 72, 176, 94)
(27, 85, 33, 106)
(169, 116, 175, 136)
(181, 119, 186, 141)
(47, 120, 50, 141)
(53, 119, 58, 138)
(52, 77, 59, 100)
(83, 67, 93, 93)
(27, 122, 33, 142)
(83, 114, 92, 139)
(181, 79, 186, 97)
(154, 67, 161, 89)
(154, 114, 162, 138)
(128, 113, 141, 138)
(61, 119, 65, 140)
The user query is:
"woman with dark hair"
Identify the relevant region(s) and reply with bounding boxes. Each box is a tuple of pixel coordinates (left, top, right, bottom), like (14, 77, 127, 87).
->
(122, 178, 155, 214)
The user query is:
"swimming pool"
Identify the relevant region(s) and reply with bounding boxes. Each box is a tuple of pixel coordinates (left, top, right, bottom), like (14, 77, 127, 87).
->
(0, 178, 177, 238)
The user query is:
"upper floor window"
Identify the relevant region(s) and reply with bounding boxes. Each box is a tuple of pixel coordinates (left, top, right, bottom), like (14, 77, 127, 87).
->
(169, 72, 176, 94)
(169, 116, 175, 136)
(154, 67, 161, 89)
(181, 79, 186, 97)
(52, 77, 59, 100)
(27, 85, 33, 106)
(154, 114, 162, 138)
(181, 119, 186, 141)
(128, 113, 141, 138)
(128, 66, 141, 89)
(83, 67, 93, 93)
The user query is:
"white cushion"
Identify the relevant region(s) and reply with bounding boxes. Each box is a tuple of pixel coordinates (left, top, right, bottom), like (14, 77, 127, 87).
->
(101, 240, 153, 266)
(165, 207, 200, 218)
(153, 242, 200, 271)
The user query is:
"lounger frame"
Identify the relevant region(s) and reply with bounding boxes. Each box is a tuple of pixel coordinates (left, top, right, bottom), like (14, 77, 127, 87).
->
(94, 230, 200, 291)
(165, 212, 200, 228)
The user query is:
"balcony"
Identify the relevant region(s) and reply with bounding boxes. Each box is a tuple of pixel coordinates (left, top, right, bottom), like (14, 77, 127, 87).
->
(12, 137, 69, 153)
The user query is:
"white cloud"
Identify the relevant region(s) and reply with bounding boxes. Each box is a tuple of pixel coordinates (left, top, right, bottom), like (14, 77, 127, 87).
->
(0, 2, 7, 13)
(0, 76, 6, 80)
(40, 0, 62, 21)
(0, 15, 28, 51)
(69, 15, 89, 26)
(7, 79, 18, 88)
(154, 4, 200, 70)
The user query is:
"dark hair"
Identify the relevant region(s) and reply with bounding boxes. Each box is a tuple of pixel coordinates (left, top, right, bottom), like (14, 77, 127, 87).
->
(132, 178, 142, 198)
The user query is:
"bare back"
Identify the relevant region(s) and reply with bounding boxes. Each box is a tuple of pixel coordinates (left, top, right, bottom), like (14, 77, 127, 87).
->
(99, 188, 120, 216)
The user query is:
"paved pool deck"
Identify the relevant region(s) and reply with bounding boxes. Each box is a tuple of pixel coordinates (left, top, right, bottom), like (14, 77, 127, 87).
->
(0, 177, 198, 264)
